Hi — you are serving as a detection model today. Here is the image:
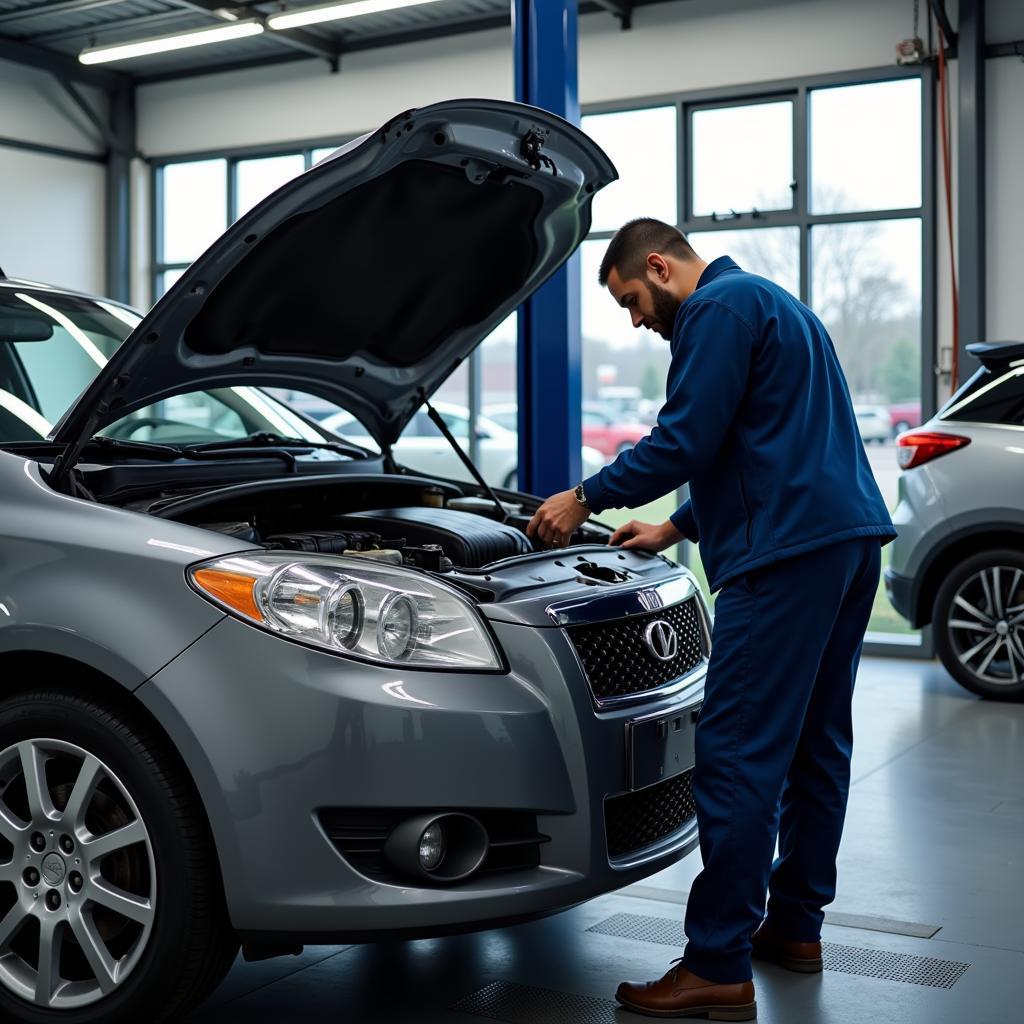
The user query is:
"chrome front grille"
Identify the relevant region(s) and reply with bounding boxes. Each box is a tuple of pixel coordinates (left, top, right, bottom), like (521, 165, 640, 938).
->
(565, 597, 706, 703)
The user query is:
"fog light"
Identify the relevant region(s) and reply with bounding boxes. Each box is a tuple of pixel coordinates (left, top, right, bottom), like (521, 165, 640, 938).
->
(418, 823, 445, 870)
(383, 812, 488, 882)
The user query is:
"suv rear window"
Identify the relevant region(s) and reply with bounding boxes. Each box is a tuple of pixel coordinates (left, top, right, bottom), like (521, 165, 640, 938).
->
(940, 365, 1024, 425)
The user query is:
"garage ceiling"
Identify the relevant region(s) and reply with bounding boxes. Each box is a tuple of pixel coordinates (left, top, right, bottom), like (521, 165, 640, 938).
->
(0, 0, 674, 84)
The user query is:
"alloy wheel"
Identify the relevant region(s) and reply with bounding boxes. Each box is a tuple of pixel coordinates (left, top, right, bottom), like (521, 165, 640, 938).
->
(0, 738, 156, 1010)
(947, 565, 1024, 686)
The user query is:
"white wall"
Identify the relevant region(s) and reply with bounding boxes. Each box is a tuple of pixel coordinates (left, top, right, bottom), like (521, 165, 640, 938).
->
(0, 147, 106, 295)
(137, 0, 910, 156)
(0, 58, 107, 295)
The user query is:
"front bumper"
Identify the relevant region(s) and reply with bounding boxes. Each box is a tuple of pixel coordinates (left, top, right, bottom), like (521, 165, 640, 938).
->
(139, 603, 705, 939)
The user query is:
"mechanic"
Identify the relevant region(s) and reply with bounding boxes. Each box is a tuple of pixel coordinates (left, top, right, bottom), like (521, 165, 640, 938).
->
(526, 218, 896, 1021)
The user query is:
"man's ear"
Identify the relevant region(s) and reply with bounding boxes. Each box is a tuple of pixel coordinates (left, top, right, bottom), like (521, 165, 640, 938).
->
(646, 252, 670, 282)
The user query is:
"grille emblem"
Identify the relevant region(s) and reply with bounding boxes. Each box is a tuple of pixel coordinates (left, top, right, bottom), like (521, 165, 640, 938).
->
(643, 619, 679, 661)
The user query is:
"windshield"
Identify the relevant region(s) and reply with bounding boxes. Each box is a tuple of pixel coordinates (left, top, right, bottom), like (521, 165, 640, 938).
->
(0, 288, 326, 447)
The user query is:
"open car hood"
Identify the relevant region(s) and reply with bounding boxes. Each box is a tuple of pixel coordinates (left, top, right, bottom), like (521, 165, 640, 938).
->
(51, 99, 616, 460)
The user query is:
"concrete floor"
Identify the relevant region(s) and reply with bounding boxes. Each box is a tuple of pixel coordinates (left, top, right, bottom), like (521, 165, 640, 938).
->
(186, 657, 1024, 1023)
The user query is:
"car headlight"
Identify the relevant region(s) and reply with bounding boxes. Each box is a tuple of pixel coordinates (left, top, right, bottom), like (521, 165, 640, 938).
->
(188, 553, 502, 670)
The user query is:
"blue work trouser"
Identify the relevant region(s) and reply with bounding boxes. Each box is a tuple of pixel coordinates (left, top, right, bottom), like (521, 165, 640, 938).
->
(681, 537, 882, 984)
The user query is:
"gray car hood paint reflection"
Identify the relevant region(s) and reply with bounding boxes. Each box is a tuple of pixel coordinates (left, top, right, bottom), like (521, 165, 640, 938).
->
(50, 99, 616, 459)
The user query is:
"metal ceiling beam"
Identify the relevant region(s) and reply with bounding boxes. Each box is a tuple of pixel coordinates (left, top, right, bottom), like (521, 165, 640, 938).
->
(126, 0, 673, 85)
(132, 9, 513, 83)
(591, 0, 633, 29)
(29, 9, 199, 44)
(59, 77, 118, 149)
(173, 1, 342, 66)
(0, 0, 128, 28)
(0, 34, 125, 90)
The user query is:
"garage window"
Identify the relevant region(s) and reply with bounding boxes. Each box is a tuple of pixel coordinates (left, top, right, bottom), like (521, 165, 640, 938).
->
(153, 142, 349, 301)
(581, 68, 930, 648)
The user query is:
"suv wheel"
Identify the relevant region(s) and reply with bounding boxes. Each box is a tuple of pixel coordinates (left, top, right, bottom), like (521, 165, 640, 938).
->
(934, 550, 1024, 701)
(0, 689, 238, 1023)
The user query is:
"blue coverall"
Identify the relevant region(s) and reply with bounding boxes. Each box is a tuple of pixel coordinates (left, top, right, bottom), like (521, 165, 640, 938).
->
(582, 256, 897, 983)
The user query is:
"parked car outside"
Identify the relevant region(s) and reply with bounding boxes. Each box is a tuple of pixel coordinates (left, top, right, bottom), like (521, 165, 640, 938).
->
(888, 399, 921, 436)
(853, 403, 892, 444)
(484, 401, 649, 460)
(323, 402, 605, 487)
(0, 100, 709, 1023)
(886, 341, 1024, 700)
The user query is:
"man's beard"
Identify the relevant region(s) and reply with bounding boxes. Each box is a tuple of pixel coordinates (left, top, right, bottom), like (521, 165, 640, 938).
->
(645, 281, 682, 340)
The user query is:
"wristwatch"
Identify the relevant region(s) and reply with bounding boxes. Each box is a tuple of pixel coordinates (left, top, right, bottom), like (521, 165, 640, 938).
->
(574, 482, 590, 509)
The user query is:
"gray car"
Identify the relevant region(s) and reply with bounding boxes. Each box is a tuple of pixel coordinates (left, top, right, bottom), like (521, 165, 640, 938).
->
(886, 341, 1024, 700)
(0, 100, 709, 1023)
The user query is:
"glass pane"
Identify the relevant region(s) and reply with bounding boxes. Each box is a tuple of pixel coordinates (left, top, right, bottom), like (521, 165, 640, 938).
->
(235, 154, 306, 218)
(311, 147, 337, 165)
(580, 237, 680, 555)
(161, 159, 226, 264)
(581, 107, 677, 233)
(812, 218, 922, 638)
(810, 79, 922, 214)
(158, 268, 186, 297)
(691, 101, 793, 217)
(687, 227, 800, 298)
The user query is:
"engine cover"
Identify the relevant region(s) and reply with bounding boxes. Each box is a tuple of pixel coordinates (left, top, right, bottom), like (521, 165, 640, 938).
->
(332, 508, 530, 567)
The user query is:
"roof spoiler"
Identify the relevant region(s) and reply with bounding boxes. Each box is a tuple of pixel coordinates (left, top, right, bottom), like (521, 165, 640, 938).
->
(966, 341, 1024, 368)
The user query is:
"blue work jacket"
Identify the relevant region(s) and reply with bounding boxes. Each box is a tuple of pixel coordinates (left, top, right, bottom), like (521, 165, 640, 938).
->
(582, 256, 896, 592)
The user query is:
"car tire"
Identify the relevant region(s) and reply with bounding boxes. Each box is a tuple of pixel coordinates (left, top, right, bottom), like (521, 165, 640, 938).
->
(503, 469, 518, 490)
(0, 687, 238, 1023)
(616, 442, 633, 456)
(933, 549, 1024, 701)
(894, 420, 911, 435)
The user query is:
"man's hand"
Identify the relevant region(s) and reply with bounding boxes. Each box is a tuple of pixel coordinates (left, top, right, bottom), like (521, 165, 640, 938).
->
(609, 519, 683, 552)
(526, 489, 590, 548)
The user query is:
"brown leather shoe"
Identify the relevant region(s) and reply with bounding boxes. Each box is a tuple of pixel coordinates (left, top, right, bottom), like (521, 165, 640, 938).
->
(750, 923, 823, 973)
(615, 959, 757, 1020)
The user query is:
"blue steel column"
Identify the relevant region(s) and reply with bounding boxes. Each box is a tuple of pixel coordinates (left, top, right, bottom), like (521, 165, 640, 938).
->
(513, 0, 583, 496)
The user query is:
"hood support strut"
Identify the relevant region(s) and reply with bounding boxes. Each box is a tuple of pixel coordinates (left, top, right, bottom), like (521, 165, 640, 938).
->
(49, 372, 132, 495)
(423, 396, 508, 521)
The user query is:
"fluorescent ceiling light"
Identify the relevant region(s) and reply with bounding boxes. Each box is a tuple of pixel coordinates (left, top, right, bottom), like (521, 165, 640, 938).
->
(79, 19, 263, 65)
(269, 0, 446, 32)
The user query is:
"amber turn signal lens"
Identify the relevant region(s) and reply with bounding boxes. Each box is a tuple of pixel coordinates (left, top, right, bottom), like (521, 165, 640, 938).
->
(192, 568, 263, 622)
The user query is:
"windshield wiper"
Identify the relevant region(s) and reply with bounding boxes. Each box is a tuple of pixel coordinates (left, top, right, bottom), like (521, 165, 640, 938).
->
(182, 431, 369, 459)
(4, 437, 182, 460)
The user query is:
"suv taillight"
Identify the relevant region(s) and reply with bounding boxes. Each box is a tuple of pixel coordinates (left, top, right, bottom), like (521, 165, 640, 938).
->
(896, 431, 971, 469)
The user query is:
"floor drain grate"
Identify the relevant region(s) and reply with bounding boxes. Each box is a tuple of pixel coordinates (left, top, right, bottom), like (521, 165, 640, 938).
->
(451, 980, 619, 1023)
(587, 914, 970, 989)
(821, 942, 969, 989)
(587, 911, 686, 946)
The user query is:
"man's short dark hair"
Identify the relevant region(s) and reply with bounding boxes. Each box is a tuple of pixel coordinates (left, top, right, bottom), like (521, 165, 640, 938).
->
(598, 218, 697, 286)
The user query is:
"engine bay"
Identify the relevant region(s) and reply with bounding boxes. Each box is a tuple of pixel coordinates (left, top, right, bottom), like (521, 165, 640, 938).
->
(149, 472, 616, 572)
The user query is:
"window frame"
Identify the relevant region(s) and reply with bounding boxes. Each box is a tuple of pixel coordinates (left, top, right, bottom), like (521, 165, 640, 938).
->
(150, 135, 355, 301)
(582, 63, 936, 657)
